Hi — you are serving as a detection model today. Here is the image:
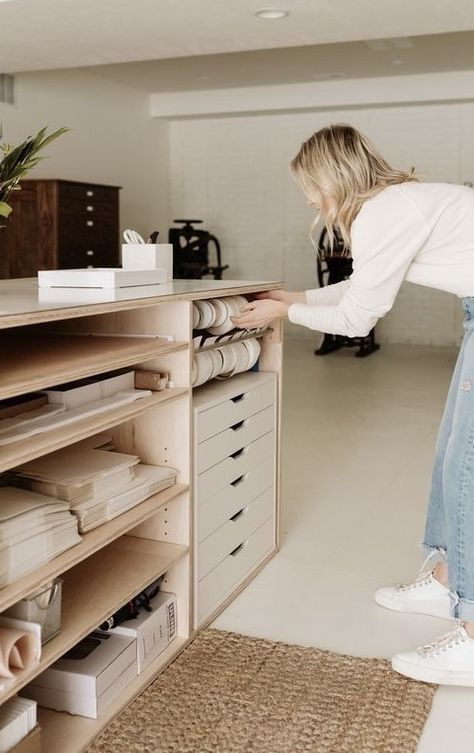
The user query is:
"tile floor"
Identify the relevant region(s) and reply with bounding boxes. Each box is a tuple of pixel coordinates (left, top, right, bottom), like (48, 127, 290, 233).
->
(212, 337, 474, 751)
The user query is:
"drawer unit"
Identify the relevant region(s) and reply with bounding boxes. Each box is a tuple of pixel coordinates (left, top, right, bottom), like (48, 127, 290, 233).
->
(196, 405, 275, 474)
(196, 375, 276, 442)
(197, 431, 274, 501)
(198, 486, 274, 580)
(194, 371, 278, 628)
(0, 179, 120, 278)
(198, 454, 274, 542)
(197, 517, 275, 624)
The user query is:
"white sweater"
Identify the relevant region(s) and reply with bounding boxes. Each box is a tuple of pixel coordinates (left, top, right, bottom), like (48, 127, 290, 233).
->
(288, 182, 474, 337)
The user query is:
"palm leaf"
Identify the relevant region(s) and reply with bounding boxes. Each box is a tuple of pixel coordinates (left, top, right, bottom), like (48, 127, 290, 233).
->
(0, 125, 69, 218)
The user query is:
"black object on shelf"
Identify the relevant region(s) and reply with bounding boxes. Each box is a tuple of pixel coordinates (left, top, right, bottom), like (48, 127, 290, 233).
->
(168, 219, 229, 280)
(315, 227, 380, 358)
(98, 575, 164, 630)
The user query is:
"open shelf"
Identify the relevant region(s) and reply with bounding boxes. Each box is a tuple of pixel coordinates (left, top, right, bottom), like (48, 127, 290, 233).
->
(0, 333, 188, 401)
(193, 326, 269, 352)
(1, 534, 189, 705)
(38, 633, 191, 753)
(0, 388, 188, 473)
(0, 482, 188, 614)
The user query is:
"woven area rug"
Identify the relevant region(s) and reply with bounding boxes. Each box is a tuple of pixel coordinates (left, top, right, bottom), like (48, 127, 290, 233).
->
(87, 628, 436, 753)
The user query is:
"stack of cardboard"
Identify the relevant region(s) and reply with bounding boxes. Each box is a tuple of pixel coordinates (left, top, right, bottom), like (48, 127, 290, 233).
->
(14, 448, 178, 533)
(0, 697, 37, 753)
(0, 488, 81, 586)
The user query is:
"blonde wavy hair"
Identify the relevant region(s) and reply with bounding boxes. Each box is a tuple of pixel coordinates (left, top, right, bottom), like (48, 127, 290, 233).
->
(290, 123, 417, 251)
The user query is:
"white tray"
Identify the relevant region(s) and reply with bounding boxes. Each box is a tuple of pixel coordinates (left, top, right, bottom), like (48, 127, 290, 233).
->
(38, 268, 167, 289)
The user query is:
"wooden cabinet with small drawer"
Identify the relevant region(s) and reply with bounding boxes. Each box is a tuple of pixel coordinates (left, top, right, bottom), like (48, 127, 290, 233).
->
(0, 179, 120, 278)
(193, 370, 278, 627)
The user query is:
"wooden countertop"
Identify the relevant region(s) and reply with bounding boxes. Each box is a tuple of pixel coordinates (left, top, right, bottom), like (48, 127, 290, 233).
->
(0, 277, 282, 329)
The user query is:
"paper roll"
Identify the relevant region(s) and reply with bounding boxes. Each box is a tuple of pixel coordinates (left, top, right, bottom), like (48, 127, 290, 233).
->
(0, 626, 40, 678)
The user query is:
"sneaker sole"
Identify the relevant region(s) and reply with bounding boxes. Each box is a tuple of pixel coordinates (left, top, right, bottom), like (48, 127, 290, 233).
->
(374, 593, 451, 620)
(392, 656, 474, 686)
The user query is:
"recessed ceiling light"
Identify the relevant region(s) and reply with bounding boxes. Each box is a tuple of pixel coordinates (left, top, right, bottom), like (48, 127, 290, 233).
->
(255, 8, 289, 19)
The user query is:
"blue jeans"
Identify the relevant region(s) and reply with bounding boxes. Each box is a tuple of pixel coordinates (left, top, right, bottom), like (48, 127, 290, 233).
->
(424, 297, 474, 620)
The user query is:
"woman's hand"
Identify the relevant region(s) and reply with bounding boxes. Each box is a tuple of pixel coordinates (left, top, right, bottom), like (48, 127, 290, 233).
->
(255, 290, 305, 304)
(231, 299, 289, 330)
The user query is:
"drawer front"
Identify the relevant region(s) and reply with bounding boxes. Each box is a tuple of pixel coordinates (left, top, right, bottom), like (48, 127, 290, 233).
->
(58, 212, 118, 239)
(197, 517, 275, 625)
(198, 454, 275, 542)
(198, 432, 274, 501)
(196, 380, 275, 442)
(198, 486, 274, 580)
(58, 182, 120, 204)
(197, 405, 274, 474)
(59, 197, 117, 218)
(58, 244, 118, 269)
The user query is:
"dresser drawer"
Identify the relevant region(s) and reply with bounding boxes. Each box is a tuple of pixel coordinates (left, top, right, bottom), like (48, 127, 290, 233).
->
(58, 244, 118, 269)
(58, 182, 120, 203)
(196, 378, 276, 442)
(197, 431, 274, 501)
(198, 455, 274, 542)
(197, 517, 275, 625)
(59, 197, 117, 219)
(197, 405, 274, 474)
(198, 486, 274, 580)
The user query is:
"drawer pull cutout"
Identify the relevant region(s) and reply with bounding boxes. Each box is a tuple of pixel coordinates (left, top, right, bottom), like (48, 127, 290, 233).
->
(230, 508, 245, 522)
(231, 448, 245, 460)
(230, 542, 245, 557)
(231, 420, 245, 431)
(231, 474, 245, 487)
(231, 393, 245, 403)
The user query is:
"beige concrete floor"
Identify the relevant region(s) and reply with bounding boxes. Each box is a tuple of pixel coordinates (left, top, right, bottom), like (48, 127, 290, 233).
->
(212, 337, 474, 751)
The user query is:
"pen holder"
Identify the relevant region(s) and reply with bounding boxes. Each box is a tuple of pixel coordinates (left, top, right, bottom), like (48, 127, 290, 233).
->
(122, 243, 173, 281)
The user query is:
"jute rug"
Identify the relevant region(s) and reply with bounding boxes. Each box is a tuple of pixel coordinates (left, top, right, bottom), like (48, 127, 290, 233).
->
(87, 628, 436, 753)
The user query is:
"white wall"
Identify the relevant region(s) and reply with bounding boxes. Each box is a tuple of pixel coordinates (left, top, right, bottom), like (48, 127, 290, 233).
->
(167, 101, 473, 345)
(0, 69, 170, 238)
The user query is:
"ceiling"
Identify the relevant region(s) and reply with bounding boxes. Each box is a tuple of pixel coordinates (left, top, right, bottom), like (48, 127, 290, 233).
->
(1, 0, 474, 76)
(84, 31, 474, 93)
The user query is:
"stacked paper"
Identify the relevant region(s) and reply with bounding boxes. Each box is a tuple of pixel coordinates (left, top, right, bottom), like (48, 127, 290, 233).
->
(0, 389, 151, 446)
(0, 488, 81, 587)
(14, 448, 178, 533)
(0, 697, 36, 753)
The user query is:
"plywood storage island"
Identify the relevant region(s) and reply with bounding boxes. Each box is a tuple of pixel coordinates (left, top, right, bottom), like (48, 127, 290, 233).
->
(0, 277, 282, 753)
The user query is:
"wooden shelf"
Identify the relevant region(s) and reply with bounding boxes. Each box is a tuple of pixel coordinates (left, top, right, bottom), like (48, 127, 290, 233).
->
(0, 482, 188, 614)
(38, 634, 191, 753)
(0, 388, 188, 473)
(0, 535, 189, 705)
(0, 333, 187, 401)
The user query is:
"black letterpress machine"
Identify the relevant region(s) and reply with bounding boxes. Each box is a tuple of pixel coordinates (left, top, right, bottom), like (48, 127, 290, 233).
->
(314, 227, 380, 358)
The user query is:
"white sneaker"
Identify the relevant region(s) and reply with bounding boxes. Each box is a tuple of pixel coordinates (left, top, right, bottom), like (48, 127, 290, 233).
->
(392, 624, 474, 686)
(374, 570, 451, 619)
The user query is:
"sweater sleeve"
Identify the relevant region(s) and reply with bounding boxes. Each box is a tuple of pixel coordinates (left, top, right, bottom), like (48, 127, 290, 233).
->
(305, 280, 350, 305)
(288, 187, 431, 337)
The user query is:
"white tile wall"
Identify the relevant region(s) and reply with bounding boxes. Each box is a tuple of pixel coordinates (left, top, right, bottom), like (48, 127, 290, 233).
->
(169, 103, 472, 345)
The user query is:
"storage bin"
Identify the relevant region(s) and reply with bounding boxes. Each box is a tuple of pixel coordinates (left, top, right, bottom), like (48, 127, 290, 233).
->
(5, 579, 62, 644)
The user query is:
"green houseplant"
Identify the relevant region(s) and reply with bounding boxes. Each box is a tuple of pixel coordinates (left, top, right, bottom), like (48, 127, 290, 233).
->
(0, 124, 69, 223)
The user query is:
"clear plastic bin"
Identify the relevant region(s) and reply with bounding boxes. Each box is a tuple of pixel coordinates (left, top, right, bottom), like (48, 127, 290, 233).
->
(5, 578, 62, 644)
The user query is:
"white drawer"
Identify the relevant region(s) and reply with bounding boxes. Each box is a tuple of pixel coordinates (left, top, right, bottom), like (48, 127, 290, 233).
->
(196, 379, 276, 441)
(197, 405, 274, 474)
(197, 431, 274, 501)
(198, 454, 274, 542)
(197, 517, 275, 625)
(198, 486, 274, 580)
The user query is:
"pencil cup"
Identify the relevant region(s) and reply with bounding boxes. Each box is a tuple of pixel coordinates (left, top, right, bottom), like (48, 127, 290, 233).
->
(122, 243, 173, 281)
